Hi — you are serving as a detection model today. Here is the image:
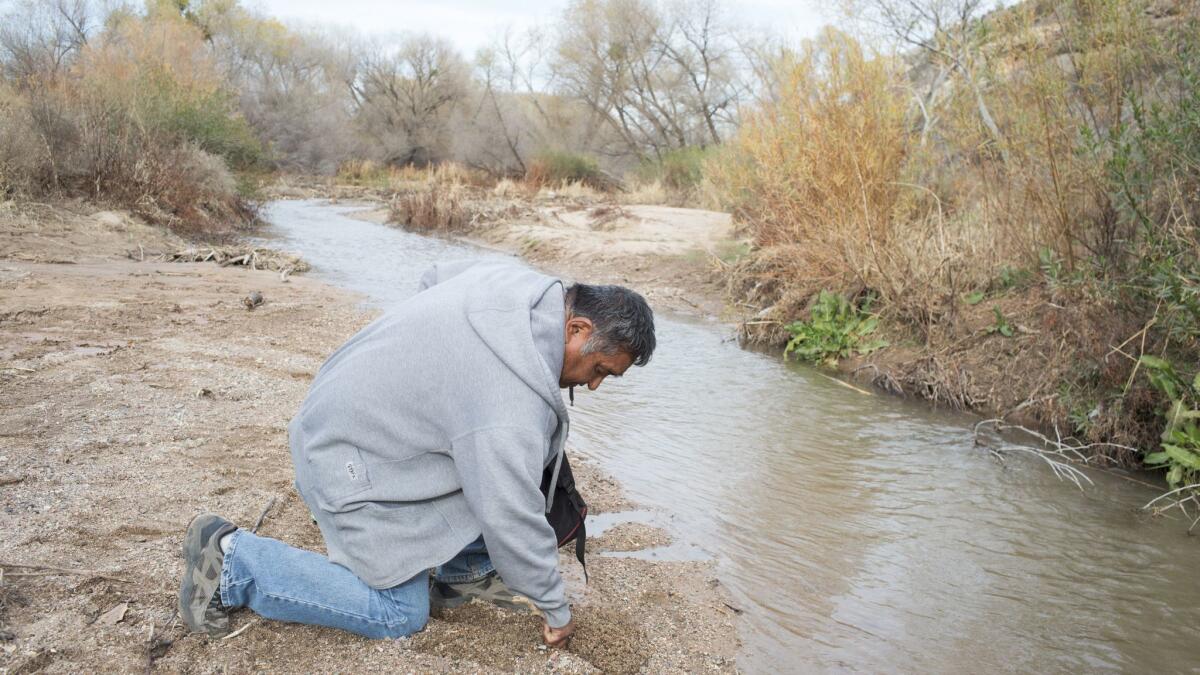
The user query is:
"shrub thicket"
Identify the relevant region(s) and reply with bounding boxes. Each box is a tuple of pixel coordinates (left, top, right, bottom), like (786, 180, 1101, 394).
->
(636, 147, 710, 191)
(0, 12, 258, 233)
(525, 151, 604, 189)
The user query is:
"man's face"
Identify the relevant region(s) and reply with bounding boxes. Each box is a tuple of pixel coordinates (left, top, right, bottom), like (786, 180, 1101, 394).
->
(559, 316, 635, 390)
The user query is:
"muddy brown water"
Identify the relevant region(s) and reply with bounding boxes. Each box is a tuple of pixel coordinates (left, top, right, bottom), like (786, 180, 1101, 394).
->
(262, 200, 1200, 674)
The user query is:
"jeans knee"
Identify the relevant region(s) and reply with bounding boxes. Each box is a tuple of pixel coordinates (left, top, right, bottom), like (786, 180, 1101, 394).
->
(369, 590, 428, 639)
(369, 609, 426, 639)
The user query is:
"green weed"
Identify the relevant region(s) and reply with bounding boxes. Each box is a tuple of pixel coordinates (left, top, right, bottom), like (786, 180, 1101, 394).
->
(1140, 355, 1200, 488)
(963, 290, 986, 305)
(1038, 247, 1065, 287)
(990, 306, 1015, 337)
(784, 291, 887, 365)
(996, 266, 1034, 291)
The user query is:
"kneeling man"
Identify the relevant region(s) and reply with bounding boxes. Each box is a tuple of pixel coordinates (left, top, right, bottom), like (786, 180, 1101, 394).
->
(177, 260, 655, 647)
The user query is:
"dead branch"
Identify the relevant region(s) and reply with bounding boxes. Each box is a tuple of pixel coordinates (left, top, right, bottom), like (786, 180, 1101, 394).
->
(973, 418, 1095, 490)
(221, 619, 259, 641)
(1143, 483, 1200, 516)
(251, 496, 277, 534)
(0, 560, 129, 583)
(145, 608, 177, 673)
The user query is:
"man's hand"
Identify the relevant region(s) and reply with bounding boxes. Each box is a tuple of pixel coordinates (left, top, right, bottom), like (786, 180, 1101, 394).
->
(542, 618, 575, 648)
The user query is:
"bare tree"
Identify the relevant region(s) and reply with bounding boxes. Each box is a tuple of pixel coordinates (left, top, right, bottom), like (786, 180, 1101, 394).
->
(657, 0, 743, 145)
(553, 0, 746, 160)
(348, 34, 471, 166)
(0, 0, 98, 83)
(842, 0, 1004, 152)
(471, 43, 531, 173)
(459, 26, 601, 174)
(203, 8, 361, 172)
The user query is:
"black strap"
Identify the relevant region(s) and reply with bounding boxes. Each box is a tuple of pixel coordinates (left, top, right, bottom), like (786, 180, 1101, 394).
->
(574, 517, 587, 584)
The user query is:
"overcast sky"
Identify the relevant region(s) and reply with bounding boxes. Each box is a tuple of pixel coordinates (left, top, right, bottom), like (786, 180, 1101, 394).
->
(251, 0, 831, 58)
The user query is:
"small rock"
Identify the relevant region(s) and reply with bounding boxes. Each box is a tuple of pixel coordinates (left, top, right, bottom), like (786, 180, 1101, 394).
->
(243, 291, 264, 310)
(96, 602, 128, 626)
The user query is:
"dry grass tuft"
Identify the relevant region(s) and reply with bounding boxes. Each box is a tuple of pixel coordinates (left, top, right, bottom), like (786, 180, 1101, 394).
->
(337, 160, 495, 193)
(389, 184, 475, 233)
(620, 179, 669, 205)
(538, 180, 602, 201)
(492, 178, 531, 199)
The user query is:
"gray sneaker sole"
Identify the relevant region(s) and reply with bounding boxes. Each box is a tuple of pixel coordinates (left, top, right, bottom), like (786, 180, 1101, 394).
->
(430, 573, 528, 613)
(178, 513, 234, 637)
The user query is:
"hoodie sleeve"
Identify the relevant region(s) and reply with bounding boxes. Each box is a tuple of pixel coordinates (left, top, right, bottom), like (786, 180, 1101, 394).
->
(451, 426, 571, 627)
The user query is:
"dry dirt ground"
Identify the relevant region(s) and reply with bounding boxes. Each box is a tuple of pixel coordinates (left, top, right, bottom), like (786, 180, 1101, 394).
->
(0, 201, 739, 673)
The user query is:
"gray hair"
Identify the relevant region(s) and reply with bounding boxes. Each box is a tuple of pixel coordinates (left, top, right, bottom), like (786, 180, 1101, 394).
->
(565, 283, 656, 366)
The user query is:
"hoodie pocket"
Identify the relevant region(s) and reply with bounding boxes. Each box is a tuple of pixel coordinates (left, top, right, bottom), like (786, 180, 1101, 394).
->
(305, 443, 373, 510)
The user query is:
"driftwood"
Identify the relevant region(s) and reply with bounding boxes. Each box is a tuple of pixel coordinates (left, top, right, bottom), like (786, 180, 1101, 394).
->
(161, 246, 310, 276)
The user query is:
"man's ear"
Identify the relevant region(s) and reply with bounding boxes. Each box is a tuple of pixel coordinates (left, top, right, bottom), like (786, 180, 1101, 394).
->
(566, 316, 593, 340)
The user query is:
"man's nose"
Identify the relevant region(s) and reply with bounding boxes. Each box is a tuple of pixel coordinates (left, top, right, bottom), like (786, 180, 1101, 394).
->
(588, 376, 604, 391)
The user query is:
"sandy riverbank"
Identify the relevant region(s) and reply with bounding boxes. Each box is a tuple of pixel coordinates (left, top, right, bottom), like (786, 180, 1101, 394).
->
(0, 200, 739, 673)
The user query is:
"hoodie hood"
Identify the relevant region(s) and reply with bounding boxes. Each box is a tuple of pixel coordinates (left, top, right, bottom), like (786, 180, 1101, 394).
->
(463, 264, 570, 431)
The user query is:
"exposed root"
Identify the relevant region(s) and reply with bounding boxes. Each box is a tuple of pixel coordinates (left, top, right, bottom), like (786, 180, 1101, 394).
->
(585, 204, 629, 231)
(852, 363, 903, 395)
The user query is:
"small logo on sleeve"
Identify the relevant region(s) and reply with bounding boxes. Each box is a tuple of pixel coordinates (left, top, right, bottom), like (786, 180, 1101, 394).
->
(346, 462, 360, 482)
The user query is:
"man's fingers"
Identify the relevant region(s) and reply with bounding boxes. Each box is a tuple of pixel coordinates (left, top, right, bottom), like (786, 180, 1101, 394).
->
(542, 620, 575, 648)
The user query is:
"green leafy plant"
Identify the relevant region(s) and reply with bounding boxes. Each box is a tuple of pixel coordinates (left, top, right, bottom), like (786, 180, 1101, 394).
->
(1038, 246, 1065, 286)
(990, 306, 1014, 337)
(996, 266, 1034, 291)
(1140, 355, 1200, 488)
(963, 290, 986, 305)
(784, 291, 887, 365)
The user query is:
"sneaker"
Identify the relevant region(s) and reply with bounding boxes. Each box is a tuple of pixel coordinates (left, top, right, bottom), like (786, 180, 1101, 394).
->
(429, 571, 528, 612)
(178, 513, 237, 637)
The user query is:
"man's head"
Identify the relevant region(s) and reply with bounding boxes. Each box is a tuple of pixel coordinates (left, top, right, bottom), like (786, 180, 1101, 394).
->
(559, 283, 655, 390)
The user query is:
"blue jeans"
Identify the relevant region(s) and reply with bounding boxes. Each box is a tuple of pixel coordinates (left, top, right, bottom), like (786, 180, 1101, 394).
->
(220, 530, 494, 639)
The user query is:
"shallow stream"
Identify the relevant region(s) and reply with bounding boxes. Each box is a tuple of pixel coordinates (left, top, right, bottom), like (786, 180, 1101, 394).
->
(262, 200, 1200, 673)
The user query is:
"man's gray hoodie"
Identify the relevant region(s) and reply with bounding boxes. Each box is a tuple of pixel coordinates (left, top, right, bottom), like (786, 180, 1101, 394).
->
(288, 259, 572, 627)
